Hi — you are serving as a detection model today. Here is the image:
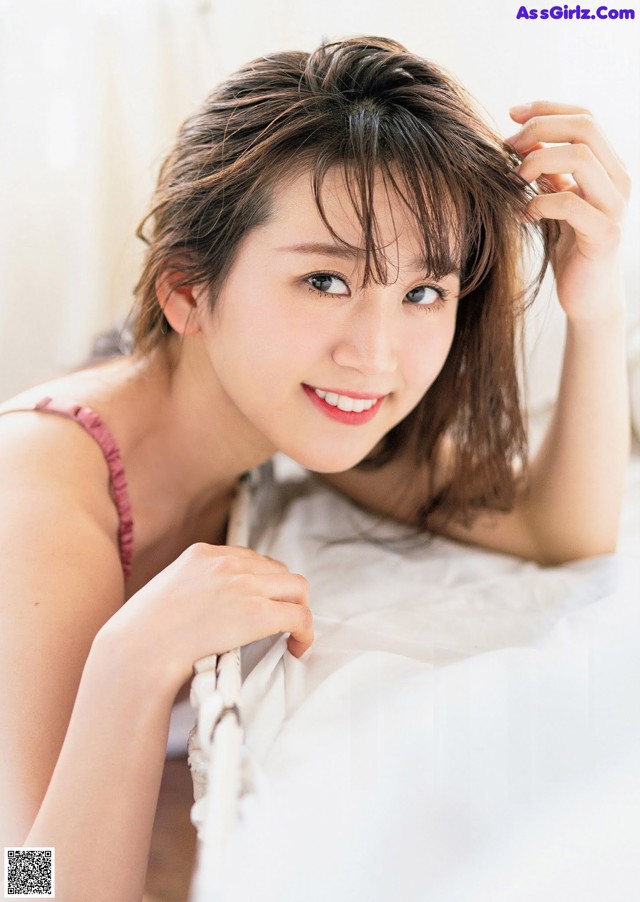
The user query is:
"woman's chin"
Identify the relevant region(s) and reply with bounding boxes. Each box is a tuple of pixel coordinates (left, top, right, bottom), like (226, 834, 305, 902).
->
(283, 443, 374, 475)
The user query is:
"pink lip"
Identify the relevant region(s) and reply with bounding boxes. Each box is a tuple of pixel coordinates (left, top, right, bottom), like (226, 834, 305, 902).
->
(304, 384, 387, 400)
(302, 384, 385, 425)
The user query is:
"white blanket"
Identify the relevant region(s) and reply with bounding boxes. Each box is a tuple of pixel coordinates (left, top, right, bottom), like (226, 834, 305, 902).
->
(187, 449, 640, 902)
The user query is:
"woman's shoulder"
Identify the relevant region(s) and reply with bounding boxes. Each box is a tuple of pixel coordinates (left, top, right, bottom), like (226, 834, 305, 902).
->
(0, 406, 121, 546)
(0, 378, 128, 625)
(0, 361, 135, 535)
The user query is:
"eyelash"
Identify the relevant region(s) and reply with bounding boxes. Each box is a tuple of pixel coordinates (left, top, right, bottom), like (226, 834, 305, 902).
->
(304, 271, 450, 313)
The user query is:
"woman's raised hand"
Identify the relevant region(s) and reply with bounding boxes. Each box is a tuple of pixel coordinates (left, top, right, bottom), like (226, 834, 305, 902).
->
(506, 101, 631, 324)
(102, 543, 313, 693)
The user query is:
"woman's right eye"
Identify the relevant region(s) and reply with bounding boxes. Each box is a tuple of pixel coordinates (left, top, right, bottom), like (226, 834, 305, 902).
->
(306, 273, 349, 295)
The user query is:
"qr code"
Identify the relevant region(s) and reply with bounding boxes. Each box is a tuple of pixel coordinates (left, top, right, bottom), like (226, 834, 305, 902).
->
(4, 848, 55, 898)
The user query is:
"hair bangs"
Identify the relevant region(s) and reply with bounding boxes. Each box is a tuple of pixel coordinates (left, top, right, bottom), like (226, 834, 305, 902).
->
(305, 171, 463, 289)
(300, 101, 495, 292)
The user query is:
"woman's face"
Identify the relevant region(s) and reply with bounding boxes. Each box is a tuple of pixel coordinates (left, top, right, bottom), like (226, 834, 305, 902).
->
(196, 167, 460, 473)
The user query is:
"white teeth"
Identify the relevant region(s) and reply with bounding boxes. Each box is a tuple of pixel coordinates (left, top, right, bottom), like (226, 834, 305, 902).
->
(312, 388, 378, 412)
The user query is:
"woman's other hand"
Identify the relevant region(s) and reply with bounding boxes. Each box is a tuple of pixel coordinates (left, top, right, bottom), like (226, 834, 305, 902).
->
(100, 543, 314, 693)
(506, 100, 631, 324)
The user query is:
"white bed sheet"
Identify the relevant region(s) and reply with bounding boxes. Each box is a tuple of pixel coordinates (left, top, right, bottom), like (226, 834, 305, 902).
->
(188, 446, 640, 902)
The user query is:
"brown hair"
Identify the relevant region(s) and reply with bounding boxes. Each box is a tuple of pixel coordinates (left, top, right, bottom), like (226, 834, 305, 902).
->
(130, 35, 558, 534)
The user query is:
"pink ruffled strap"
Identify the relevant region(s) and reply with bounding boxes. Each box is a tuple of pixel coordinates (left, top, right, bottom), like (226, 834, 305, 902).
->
(30, 397, 135, 580)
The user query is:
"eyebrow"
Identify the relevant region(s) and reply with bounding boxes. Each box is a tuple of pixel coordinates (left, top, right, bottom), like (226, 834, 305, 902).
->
(275, 242, 449, 275)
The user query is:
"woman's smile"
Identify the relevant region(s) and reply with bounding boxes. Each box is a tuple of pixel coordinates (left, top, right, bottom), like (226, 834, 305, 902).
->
(302, 383, 387, 424)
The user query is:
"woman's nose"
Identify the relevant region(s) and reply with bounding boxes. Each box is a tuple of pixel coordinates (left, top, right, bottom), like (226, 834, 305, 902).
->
(331, 298, 398, 376)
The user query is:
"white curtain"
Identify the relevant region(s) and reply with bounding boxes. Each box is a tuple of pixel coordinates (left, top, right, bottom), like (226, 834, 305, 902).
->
(0, 0, 222, 396)
(0, 0, 638, 423)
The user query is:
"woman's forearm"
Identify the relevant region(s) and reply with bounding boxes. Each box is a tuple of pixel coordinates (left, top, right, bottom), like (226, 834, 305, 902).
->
(24, 629, 179, 902)
(525, 301, 630, 564)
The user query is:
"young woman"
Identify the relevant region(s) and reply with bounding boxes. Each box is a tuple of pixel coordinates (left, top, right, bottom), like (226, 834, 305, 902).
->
(0, 35, 630, 902)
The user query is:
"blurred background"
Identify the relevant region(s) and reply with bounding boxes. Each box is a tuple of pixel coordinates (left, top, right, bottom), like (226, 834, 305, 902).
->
(0, 0, 638, 422)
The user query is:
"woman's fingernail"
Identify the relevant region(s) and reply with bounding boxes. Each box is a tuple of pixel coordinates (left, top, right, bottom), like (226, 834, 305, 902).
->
(509, 103, 532, 116)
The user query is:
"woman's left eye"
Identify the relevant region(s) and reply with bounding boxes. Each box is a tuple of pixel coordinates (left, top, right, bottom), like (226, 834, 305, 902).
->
(405, 285, 444, 307)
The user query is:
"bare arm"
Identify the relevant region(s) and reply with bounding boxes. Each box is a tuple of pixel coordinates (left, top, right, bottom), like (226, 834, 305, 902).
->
(24, 629, 177, 902)
(429, 302, 630, 565)
(439, 103, 631, 564)
(0, 414, 178, 900)
(430, 300, 629, 564)
(503, 101, 632, 563)
(0, 413, 313, 901)
(519, 302, 629, 563)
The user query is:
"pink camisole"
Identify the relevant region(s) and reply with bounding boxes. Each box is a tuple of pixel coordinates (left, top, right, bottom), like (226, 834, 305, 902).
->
(0, 396, 134, 580)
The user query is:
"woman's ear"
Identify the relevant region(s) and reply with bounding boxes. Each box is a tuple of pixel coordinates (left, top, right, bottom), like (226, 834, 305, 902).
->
(155, 270, 208, 336)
